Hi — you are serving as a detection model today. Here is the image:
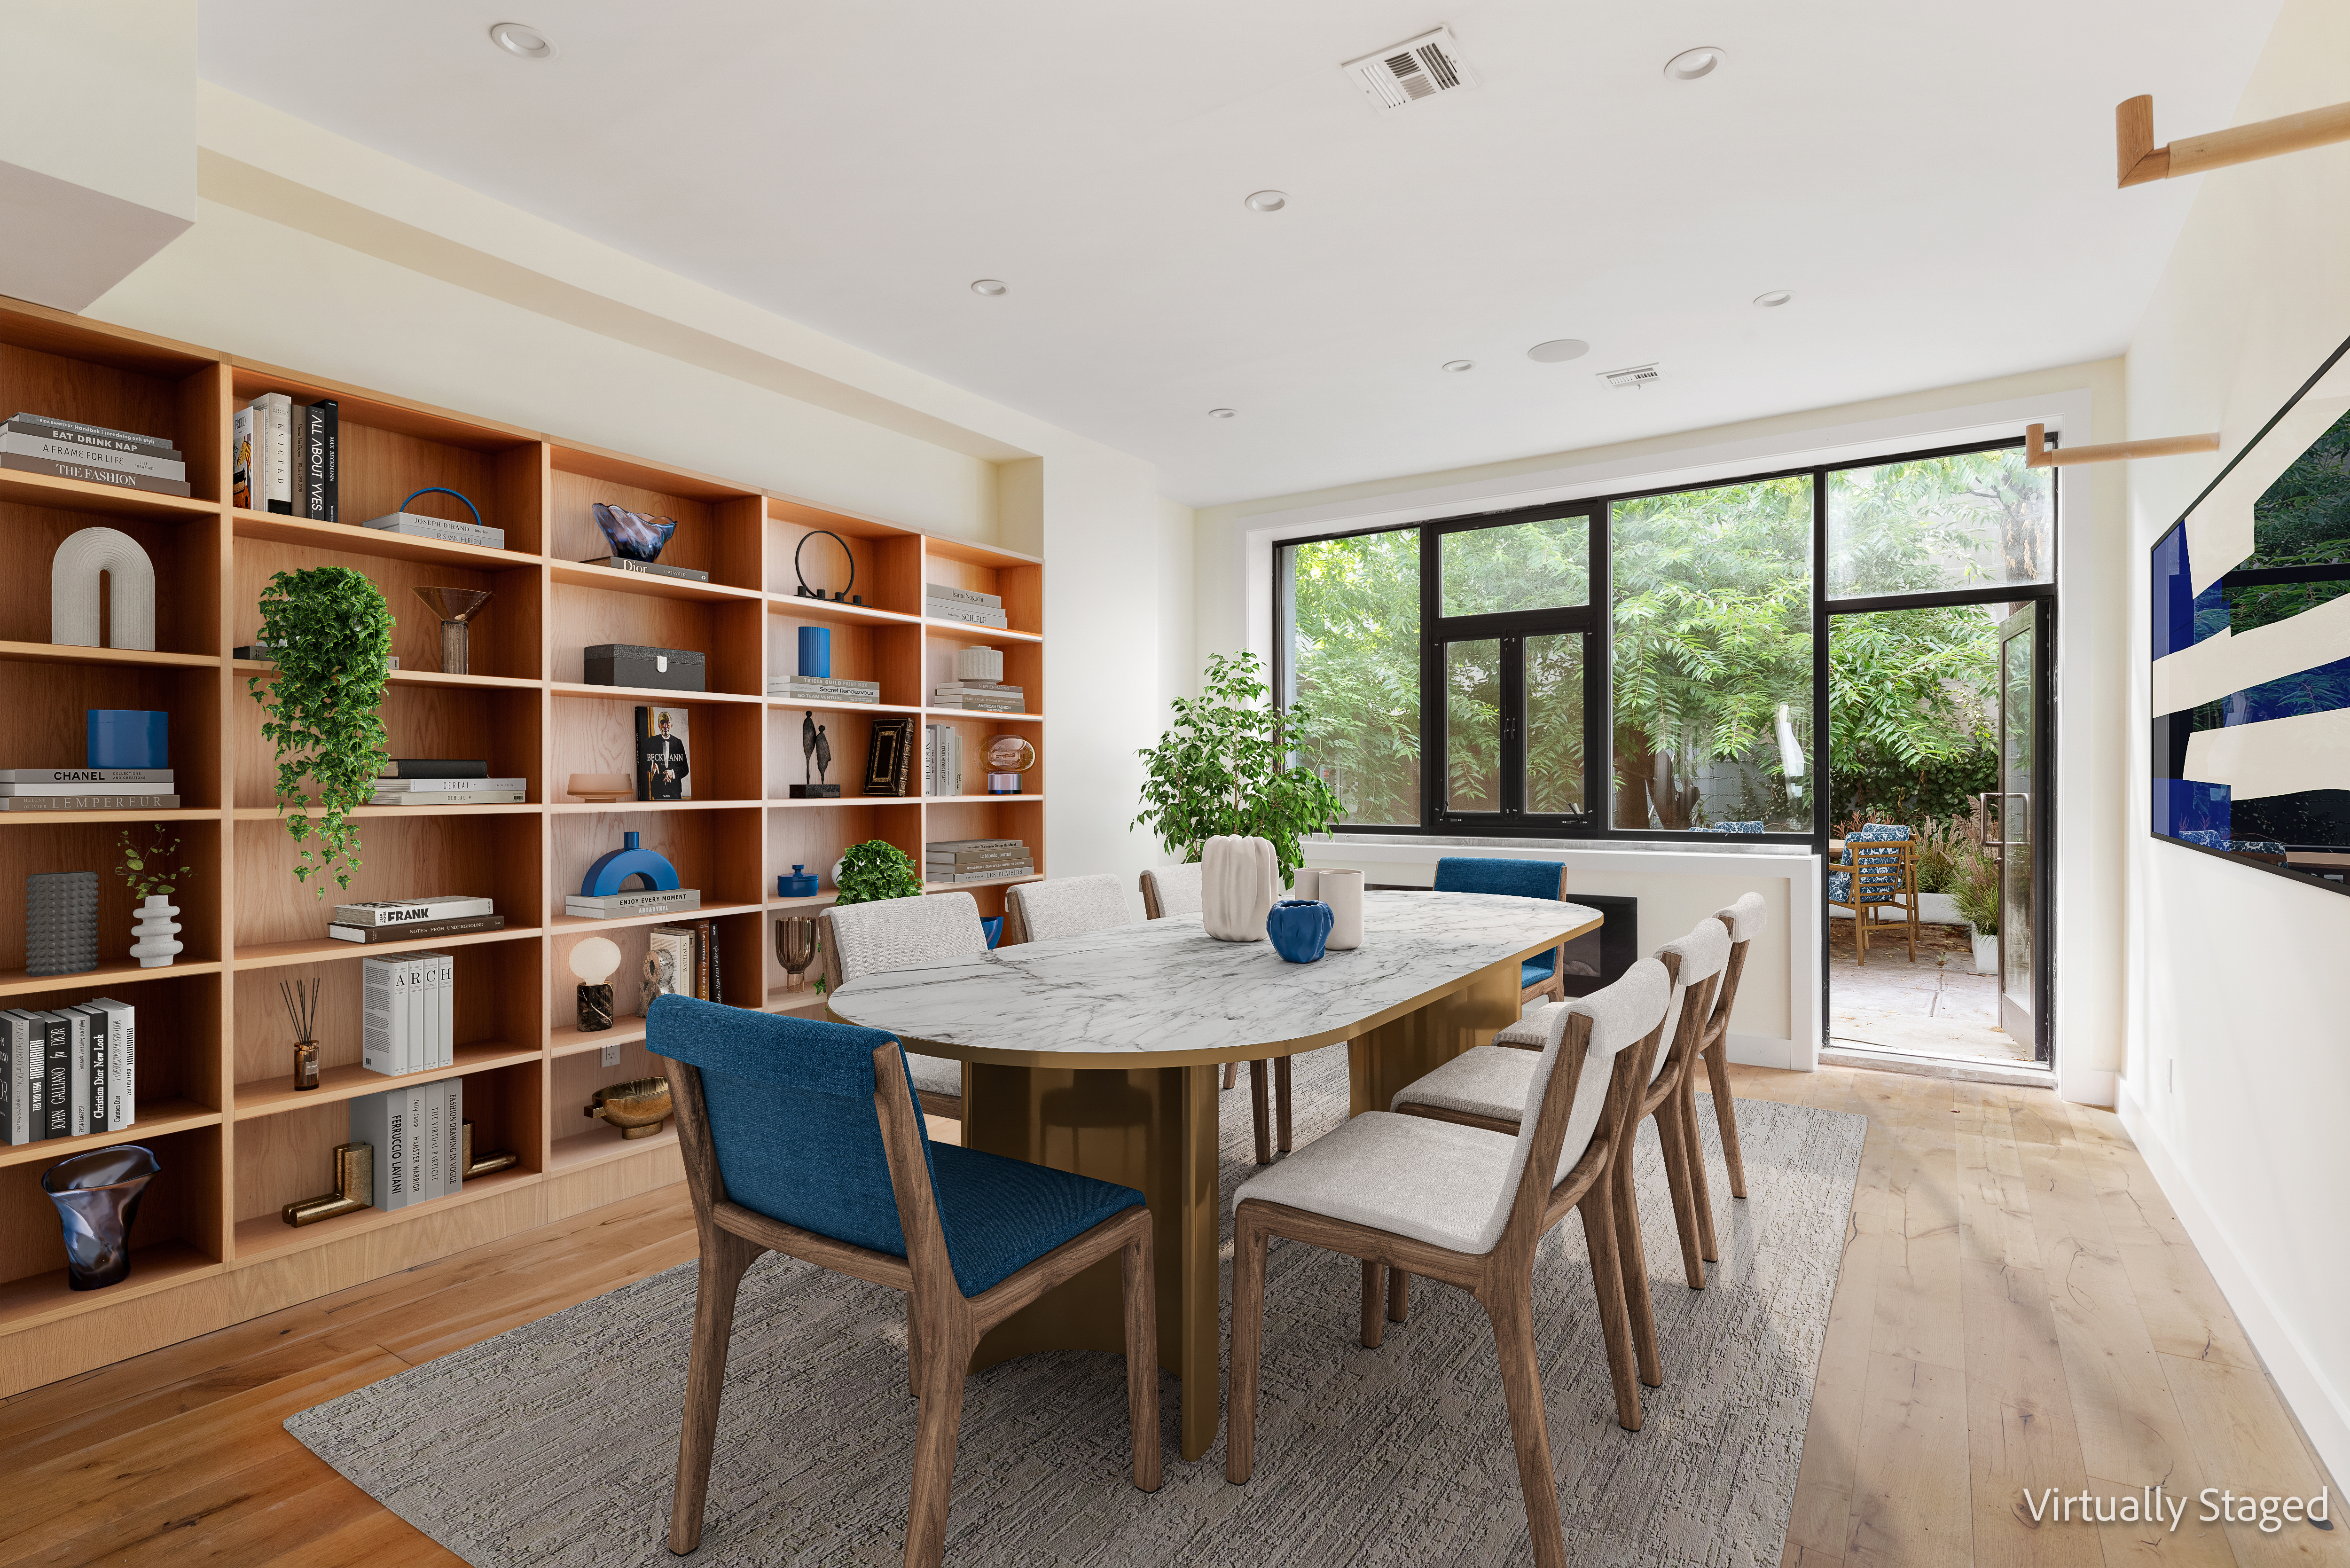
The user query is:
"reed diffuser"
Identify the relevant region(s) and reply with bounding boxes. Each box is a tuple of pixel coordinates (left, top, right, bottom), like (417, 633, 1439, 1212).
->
(280, 976, 322, 1090)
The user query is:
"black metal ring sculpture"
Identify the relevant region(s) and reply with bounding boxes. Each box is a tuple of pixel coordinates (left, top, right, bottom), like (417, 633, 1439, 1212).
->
(792, 529, 860, 604)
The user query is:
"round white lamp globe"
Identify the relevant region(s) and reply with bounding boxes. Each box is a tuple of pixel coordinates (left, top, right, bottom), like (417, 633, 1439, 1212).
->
(570, 936, 621, 987)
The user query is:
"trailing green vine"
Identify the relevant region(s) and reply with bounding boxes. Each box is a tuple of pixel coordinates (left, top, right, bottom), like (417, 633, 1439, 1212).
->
(246, 567, 394, 895)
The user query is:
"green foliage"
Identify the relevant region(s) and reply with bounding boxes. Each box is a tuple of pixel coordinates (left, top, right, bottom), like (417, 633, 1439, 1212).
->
(247, 568, 394, 895)
(2232, 405, 2350, 634)
(114, 826, 191, 902)
(1826, 605, 1999, 824)
(1284, 531, 1421, 825)
(1949, 841, 2001, 935)
(1135, 650, 1345, 879)
(833, 839, 923, 906)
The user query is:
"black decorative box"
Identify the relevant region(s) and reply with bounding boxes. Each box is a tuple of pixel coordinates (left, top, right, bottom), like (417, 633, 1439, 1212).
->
(584, 644, 706, 691)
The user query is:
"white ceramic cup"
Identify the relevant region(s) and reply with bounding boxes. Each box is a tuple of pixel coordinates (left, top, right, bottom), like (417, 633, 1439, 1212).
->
(1321, 869, 1364, 949)
(1290, 866, 1321, 902)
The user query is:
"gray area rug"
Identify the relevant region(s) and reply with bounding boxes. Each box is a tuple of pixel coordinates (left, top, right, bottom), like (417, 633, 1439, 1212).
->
(287, 1047, 1865, 1567)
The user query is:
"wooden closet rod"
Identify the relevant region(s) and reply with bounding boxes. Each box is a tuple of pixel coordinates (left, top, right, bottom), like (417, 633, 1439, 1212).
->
(2118, 93, 2350, 188)
(2024, 423, 2219, 469)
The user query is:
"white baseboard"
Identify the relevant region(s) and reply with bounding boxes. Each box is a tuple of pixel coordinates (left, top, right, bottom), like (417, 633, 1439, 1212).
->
(1725, 1032, 1800, 1070)
(2115, 1078, 2349, 1492)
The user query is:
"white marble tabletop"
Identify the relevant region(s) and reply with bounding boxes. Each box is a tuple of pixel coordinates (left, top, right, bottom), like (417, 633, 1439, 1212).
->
(827, 890, 1600, 1066)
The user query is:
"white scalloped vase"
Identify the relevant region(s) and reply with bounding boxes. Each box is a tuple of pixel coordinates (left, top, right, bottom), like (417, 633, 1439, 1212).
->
(1200, 834, 1277, 942)
(130, 896, 182, 968)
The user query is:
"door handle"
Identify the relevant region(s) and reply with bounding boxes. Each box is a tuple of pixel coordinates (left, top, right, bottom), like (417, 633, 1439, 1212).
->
(1978, 792, 2029, 851)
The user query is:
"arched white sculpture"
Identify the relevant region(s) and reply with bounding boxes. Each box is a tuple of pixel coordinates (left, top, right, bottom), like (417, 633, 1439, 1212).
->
(52, 526, 155, 650)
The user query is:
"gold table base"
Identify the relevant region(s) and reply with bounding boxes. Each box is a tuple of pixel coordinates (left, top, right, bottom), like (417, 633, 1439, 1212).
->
(959, 957, 1524, 1461)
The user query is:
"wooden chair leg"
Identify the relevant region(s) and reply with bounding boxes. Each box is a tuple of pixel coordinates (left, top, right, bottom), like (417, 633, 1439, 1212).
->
(1702, 1042, 1747, 1200)
(1274, 1056, 1292, 1154)
(1387, 1266, 1410, 1324)
(1681, 1068, 1720, 1264)
(1248, 1060, 1272, 1166)
(1222, 1060, 1238, 1091)
(1579, 1179, 1641, 1431)
(1360, 1260, 1386, 1348)
(1485, 1282, 1567, 1568)
(902, 1320, 973, 1568)
(1611, 1137, 1662, 1388)
(907, 1304, 922, 1396)
(1120, 1221, 1162, 1492)
(1226, 1214, 1268, 1484)
(1653, 1097, 1708, 1289)
(669, 1228, 760, 1556)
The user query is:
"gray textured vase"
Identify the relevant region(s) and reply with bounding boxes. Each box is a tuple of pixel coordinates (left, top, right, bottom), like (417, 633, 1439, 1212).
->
(26, 870, 100, 976)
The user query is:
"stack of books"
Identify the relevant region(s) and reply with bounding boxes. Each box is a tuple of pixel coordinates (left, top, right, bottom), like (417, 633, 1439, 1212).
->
(925, 838, 1034, 884)
(924, 724, 964, 797)
(235, 641, 398, 671)
(328, 894, 504, 945)
(931, 680, 1024, 713)
(3, 413, 190, 497)
(362, 952, 454, 1074)
(646, 919, 725, 1009)
(350, 1078, 464, 1210)
(0, 767, 177, 812)
(371, 758, 526, 806)
(578, 556, 706, 582)
(233, 392, 337, 518)
(567, 883, 701, 919)
(926, 583, 1010, 629)
(1, 999, 134, 1144)
(364, 509, 504, 549)
(768, 674, 882, 706)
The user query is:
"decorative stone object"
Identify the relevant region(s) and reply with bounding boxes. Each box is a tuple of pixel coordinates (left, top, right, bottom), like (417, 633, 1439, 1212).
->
(129, 894, 180, 968)
(1200, 834, 1278, 943)
(1265, 899, 1334, 964)
(43, 1144, 158, 1289)
(26, 871, 100, 976)
(1321, 868, 1365, 950)
(52, 527, 155, 650)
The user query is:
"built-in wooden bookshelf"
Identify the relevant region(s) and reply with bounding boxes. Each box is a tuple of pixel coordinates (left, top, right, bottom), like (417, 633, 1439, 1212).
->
(0, 298, 1044, 1392)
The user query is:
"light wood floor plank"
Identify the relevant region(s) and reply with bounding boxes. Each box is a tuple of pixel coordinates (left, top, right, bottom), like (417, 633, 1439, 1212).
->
(1847, 1351, 1976, 1566)
(2160, 1356, 2343, 1565)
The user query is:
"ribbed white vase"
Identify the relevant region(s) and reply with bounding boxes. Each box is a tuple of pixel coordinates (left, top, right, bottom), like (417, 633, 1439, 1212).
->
(130, 895, 182, 968)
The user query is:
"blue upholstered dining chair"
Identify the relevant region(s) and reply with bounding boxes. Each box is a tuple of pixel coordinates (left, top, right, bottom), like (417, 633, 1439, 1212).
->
(649, 996, 1161, 1565)
(1431, 857, 1572, 1005)
(1825, 822, 1917, 964)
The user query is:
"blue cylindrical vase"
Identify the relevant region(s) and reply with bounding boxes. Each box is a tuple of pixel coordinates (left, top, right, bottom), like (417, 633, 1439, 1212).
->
(797, 626, 831, 679)
(87, 709, 167, 770)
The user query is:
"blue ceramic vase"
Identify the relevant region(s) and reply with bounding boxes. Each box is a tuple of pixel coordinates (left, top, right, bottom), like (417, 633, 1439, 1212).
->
(1266, 899, 1334, 964)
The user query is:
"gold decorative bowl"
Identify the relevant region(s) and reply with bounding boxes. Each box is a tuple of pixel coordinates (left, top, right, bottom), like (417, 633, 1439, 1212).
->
(585, 1077, 673, 1139)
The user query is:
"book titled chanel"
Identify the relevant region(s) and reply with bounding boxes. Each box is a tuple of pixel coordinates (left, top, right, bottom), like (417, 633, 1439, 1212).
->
(332, 895, 496, 928)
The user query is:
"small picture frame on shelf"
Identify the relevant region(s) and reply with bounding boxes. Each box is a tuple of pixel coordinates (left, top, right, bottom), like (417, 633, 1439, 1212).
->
(864, 717, 916, 797)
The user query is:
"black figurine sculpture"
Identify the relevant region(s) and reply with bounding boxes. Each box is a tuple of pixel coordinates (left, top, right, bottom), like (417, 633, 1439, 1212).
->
(791, 709, 839, 798)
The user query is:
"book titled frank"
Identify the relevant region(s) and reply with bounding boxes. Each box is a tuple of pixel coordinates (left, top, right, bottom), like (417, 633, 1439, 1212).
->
(332, 895, 496, 928)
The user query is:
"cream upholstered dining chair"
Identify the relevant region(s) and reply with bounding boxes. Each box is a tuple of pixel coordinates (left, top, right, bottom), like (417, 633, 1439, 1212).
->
(1224, 961, 1672, 1568)
(1691, 893, 1766, 1247)
(818, 892, 990, 1121)
(1004, 873, 1133, 945)
(1140, 861, 1293, 1165)
(651, 996, 1159, 1566)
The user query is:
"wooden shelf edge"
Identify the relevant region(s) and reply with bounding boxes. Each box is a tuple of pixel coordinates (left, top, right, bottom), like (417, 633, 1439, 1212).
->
(228, 1165, 542, 1266)
(548, 682, 760, 706)
(548, 799, 763, 814)
(231, 509, 537, 571)
(766, 795, 919, 808)
(923, 620, 1042, 643)
(0, 468, 218, 521)
(0, 1242, 221, 1337)
(232, 803, 539, 820)
(923, 708, 1041, 722)
(0, 1100, 220, 1168)
(548, 1019, 649, 1058)
(763, 594, 922, 629)
(236, 660, 542, 692)
(0, 640, 220, 669)
(550, 561, 762, 604)
(231, 1042, 543, 1121)
(764, 698, 922, 715)
(925, 794, 1042, 804)
(0, 959, 224, 997)
(546, 903, 763, 934)
(233, 927, 541, 971)
(0, 808, 222, 827)
(548, 1124, 677, 1176)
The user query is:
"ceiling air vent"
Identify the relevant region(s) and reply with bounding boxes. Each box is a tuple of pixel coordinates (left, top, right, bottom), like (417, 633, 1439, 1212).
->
(1340, 27, 1480, 113)
(1598, 363, 1662, 392)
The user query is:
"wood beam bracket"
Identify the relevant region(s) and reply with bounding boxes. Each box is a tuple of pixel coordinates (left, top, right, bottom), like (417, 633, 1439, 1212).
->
(2024, 423, 2221, 470)
(2118, 93, 2350, 188)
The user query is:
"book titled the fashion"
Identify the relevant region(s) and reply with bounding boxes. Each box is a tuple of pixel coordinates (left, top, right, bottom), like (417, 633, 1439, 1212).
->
(924, 583, 1002, 609)
(4, 413, 179, 457)
(377, 759, 490, 779)
(0, 794, 182, 811)
(566, 887, 702, 919)
(0, 433, 188, 479)
(0, 453, 194, 496)
(0, 768, 173, 784)
(328, 913, 505, 944)
(579, 556, 709, 582)
(333, 895, 496, 928)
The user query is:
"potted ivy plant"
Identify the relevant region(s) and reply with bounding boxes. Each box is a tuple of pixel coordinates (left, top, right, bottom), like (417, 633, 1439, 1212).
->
(832, 839, 924, 906)
(1134, 650, 1344, 881)
(246, 567, 395, 896)
(116, 826, 192, 968)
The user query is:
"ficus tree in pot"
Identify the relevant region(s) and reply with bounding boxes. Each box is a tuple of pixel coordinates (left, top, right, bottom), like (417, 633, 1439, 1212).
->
(246, 567, 395, 895)
(1134, 650, 1344, 880)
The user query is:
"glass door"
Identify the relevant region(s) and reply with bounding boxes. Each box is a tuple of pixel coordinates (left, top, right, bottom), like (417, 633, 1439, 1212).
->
(1992, 603, 2050, 1061)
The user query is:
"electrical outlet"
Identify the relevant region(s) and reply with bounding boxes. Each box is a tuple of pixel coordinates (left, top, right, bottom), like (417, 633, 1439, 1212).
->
(601, 1043, 621, 1068)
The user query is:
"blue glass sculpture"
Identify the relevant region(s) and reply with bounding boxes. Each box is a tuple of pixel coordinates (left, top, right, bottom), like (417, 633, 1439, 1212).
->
(591, 502, 679, 563)
(581, 831, 681, 896)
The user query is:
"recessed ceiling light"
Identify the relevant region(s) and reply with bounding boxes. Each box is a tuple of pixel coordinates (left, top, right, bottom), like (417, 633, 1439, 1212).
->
(1442, 360, 1475, 373)
(970, 279, 1008, 297)
(1245, 190, 1289, 213)
(1663, 46, 1725, 81)
(1208, 408, 1237, 419)
(1754, 290, 1793, 307)
(1526, 339, 1590, 364)
(488, 22, 554, 59)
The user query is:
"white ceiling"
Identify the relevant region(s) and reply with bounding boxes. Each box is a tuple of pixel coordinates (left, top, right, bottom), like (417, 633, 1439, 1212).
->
(198, 1, 2281, 506)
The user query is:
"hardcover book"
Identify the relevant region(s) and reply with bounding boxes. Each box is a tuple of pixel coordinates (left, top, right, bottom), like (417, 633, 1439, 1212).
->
(0, 433, 187, 479)
(0, 768, 173, 784)
(86, 996, 134, 1129)
(0, 794, 183, 811)
(864, 717, 916, 797)
(329, 913, 505, 944)
(634, 705, 692, 801)
(297, 398, 337, 520)
(361, 512, 504, 549)
(924, 583, 1003, 608)
(0, 781, 176, 797)
(565, 887, 701, 919)
(0, 1010, 32, 1145)
(377, 760, 490, 779)
(644, 925, 696, 1014)
(373, 777, 528, 792)
(334, 896, 496, 927)
(0, 454, 193, 496)
(579, 556, 709, 582)
(367, 790, 527, 805)
(3, 413, 178, 456)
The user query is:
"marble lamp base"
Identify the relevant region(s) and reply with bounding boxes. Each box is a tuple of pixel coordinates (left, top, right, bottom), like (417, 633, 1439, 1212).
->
(577, 983, 614, 1032)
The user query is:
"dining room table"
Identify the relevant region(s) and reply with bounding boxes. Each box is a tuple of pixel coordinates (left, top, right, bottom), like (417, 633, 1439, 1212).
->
(826, 887, 1602, 1461)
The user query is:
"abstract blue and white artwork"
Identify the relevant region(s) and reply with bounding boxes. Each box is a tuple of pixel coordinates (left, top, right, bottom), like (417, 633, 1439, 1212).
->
(2151, 337, 2350, 893)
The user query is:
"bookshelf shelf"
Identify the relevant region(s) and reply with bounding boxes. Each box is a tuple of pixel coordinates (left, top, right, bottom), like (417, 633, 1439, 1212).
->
(0, 294, 1046, 1391)
(232, 1041, 542, 1121)
(924, 875, 1043, 894)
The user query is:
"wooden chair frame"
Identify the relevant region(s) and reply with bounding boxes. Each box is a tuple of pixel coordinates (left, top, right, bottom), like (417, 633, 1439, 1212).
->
(1689, 913, 1757, 1250)
(1227, 1008, 1659, 1568)
(1831, 839, 1918, 966)
(666, 1046, 1160, 1565)
(816, 908, 963, 1121)
(1140, 868, 1292, 1164)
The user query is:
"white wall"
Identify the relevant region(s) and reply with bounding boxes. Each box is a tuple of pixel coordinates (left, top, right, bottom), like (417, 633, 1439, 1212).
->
(2119, 0, 2350, 1491)
(78, 84, 1197, 911)
(1196, 361, 2131, 1102)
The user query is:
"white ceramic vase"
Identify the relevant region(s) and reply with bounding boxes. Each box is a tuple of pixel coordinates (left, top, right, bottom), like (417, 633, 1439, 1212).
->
(130, 895, 181, 968)
(1200, 835, 1277, 942)
(1969, 925, 1997, 974)
(1319, 868, 1364, 950)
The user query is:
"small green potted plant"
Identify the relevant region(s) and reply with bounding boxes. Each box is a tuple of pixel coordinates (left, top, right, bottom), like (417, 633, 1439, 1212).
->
(246, 567, 395, 895)
(116, 826, 193, 968)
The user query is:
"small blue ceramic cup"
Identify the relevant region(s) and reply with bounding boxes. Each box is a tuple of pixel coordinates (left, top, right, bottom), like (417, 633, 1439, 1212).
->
(1266, 898, 1335, 964)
